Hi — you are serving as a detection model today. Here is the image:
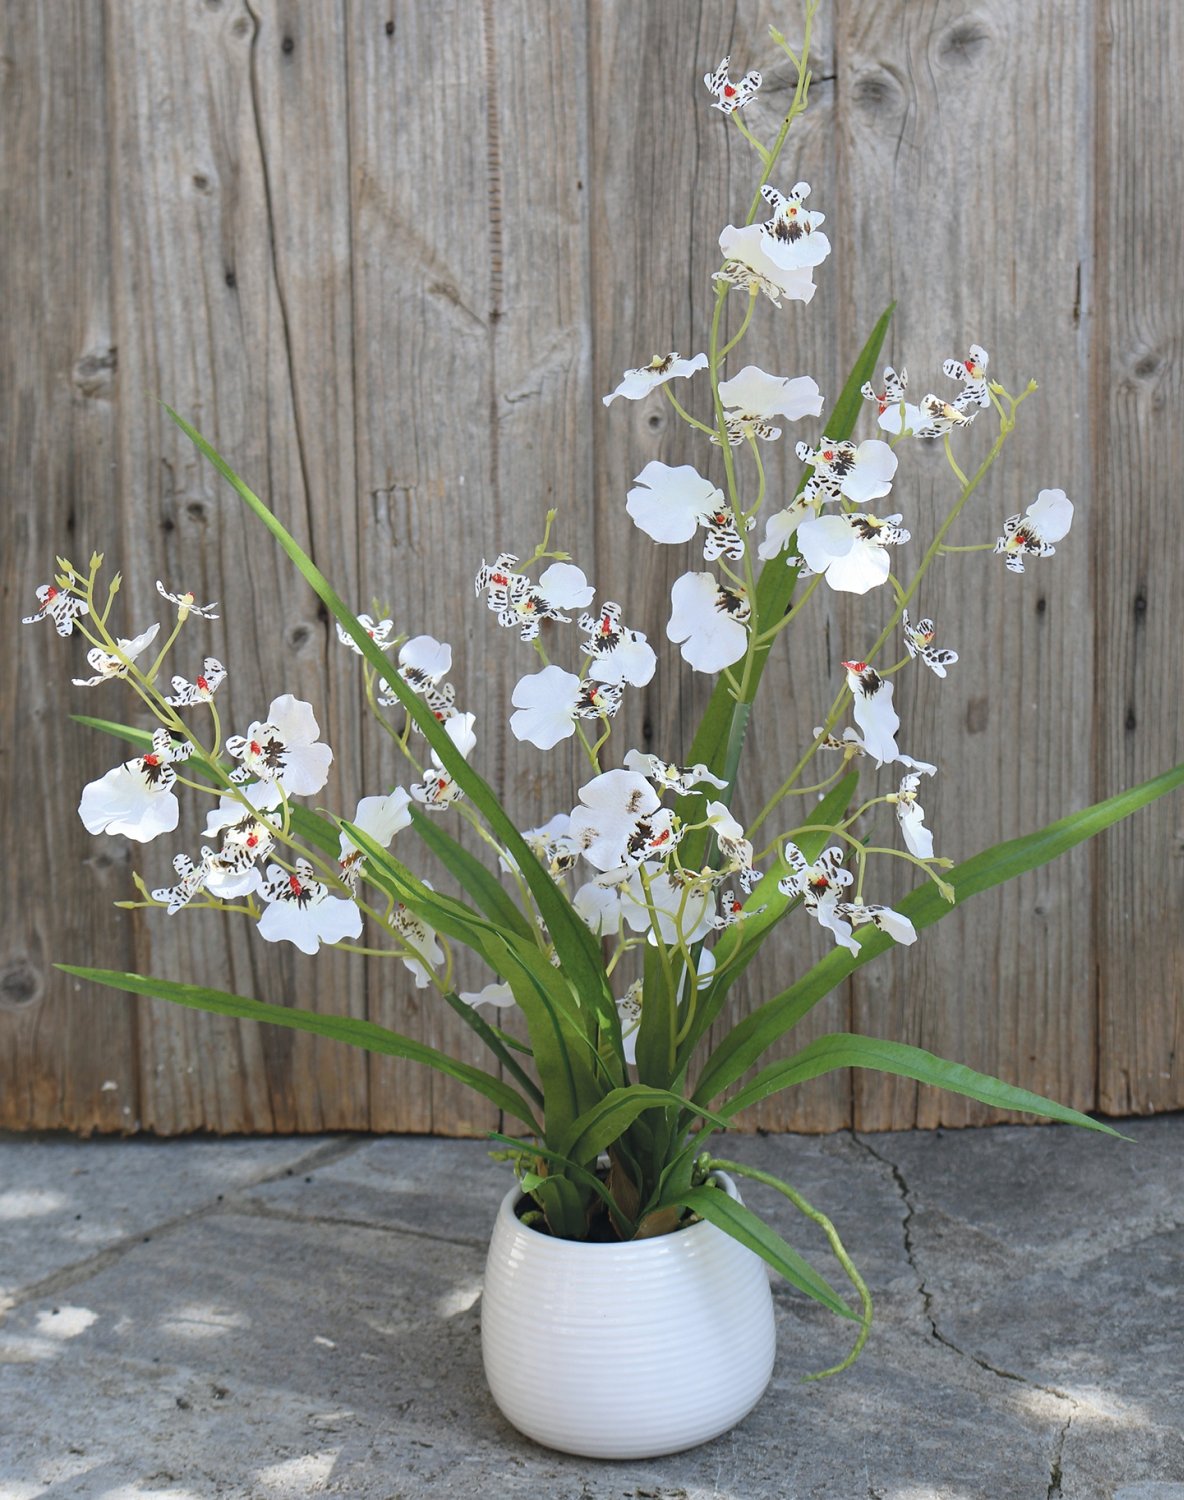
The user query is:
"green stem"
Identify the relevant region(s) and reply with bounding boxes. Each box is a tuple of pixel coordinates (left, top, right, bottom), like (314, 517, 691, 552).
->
(706, 1155, 873, 1379)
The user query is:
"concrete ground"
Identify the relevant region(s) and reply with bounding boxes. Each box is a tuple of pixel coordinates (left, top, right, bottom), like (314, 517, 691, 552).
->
(1, 1120, 1182, 1500)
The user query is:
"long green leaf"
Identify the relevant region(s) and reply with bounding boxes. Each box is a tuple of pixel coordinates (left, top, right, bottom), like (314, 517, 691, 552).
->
(556, 1086, 727, 1168)
(341, 820, 605, 1139)
(693, 760, 1184, 1108)
(164, 407, 618, 1045)
(58, 964, 539, 1129)
(669, 1185, 855, 1321)
(722, 1033, 1128, 1135)
(408, 806, 533, 941)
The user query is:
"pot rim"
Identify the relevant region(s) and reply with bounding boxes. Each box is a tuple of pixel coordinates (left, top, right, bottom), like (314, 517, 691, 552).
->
(496, 1168, 740, 1256)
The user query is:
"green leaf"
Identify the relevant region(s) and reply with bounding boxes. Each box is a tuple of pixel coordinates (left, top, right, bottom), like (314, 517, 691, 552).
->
(164, 406, 620, 1052)
(721, 1033, 1129, 1135)
(693, 759, 1184, 1108)
(340, 820, 605, 1141)
(408, 806, 533, 941)
(487, 1130, 635, 1236)
(556, 1086, 727, 1168)
(668, 1185, 856, 1321)
(531, 1169, 590, 1239)
(58, 964, 539, 1129)
(440, 990, 542, 1108)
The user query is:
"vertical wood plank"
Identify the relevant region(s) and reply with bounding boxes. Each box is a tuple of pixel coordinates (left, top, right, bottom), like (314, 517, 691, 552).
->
(1093, 0, 1184, 1115)
(344, 0, 592, 1131)
(106, 0, 366, 1132)
(840, 0, 1097, 1128)
(0, 3, 142, 1133)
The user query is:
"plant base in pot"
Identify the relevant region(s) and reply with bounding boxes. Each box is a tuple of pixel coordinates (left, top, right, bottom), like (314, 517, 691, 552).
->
(480, 1173, 776, 1459)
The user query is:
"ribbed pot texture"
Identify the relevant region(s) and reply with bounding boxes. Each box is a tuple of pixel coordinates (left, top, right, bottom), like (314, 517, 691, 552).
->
(480, 1173, 777, 1459)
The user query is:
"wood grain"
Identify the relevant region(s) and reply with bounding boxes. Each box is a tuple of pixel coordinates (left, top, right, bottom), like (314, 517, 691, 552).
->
(1, 0, 1179, 1134)
(840, 0, 1098, 1129)
(1093, 0, 1184, 1116)
(0, 2, 139, 1134)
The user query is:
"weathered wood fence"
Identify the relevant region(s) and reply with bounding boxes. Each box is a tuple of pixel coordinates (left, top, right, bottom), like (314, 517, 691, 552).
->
(2, 0, 1180, 1134)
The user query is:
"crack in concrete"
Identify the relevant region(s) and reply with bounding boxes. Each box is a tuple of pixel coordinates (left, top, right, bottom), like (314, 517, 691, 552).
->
(852, 1134, 1080, 1404)
(1046, 1411, 1072, 1499)
(1, 1137, 365, 1313)
(224, 1199, 488, 1253)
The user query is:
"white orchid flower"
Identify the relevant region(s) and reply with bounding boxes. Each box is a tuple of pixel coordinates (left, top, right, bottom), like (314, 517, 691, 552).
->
(156, 581, 219, 620)
(704, 800, 759, 891)
(902, 610, 958, 677)
(579, 603, 657, 687)
(841, 660, 901, 767)
(390, 901, 445, 988)
(835, 901, 918, 946)
(796, 437, 898, 506)
(703, 56, 761, 113)
(335, 613, 395, 655)
(622, 748, 728, 795)
(510, 666, 621, 750)
(778, 842, 857, 953)
(603, 352, 707, 407)
(458, 982, 517, 1010)
(714, 223, 818, 306)
(225, 695, 333, 797)
(71, 623, 160, 688)
(891, 773, 934, 859)
(257, 860, 363, 956)
(812, 725, 937, 779)
(942, 344, 991, 410)
(758, 181, 831, 270)
(23, 582, 89, 636)
(568, 769, 679, 873)
(861, 366, 924, 436)
(797, 513, 910, 595)
(995, 489, 1074, 574)
(667, 572, 750, 674)
(164, 657, 227, 707)
(78, 728, 191, 844)
(716, 365, 823, 445)
(625, 461, 743, 562)
(411, 712, 478, 809)
(338, 790, 413, 891)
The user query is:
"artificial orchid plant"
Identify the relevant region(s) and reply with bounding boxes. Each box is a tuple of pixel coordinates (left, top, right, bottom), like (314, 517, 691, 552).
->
(37, 5, 1184, 1378)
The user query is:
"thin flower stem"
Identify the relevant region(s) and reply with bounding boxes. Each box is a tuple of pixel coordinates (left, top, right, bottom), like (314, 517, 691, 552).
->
(719, 288, 758, 360)
(729, 110, 771, 164)
(333, 943, 402, 959)
(704, 1154, 873, 1380)
(638, 867, 678, 1011)
(146, 614, 186, 684)
(938, 542, 995, 554)
(943, 433, 968, 487)
(752, 573, 822, 646)
(663, 384, 716, 436)
(746, 434, 766, 514)
(171, 774, 222, 796)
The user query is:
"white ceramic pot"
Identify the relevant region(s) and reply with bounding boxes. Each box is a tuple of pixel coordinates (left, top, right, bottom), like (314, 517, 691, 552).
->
(480, 1172, 777, 1458)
